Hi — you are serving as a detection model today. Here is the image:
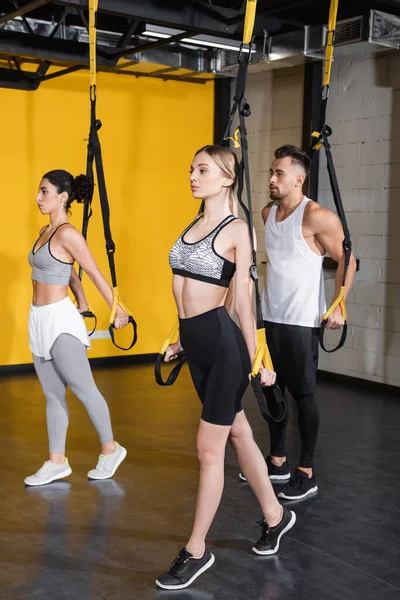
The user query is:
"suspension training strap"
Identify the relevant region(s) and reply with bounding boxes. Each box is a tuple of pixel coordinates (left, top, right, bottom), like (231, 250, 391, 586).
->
(76, 0, 98, 337)
(310, 0, 350, 353)
(154, 318, 186, 386)
(222, 35, 285, 423)
(83, 0, 137, 351)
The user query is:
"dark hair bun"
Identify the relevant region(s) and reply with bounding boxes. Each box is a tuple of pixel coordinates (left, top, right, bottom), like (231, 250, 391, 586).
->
(74, 174, 92, 204)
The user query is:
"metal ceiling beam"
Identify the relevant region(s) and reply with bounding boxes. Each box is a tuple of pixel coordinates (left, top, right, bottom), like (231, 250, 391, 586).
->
(0, 0, 53, 25)
(0, 59, 50, 90)
(40, 63, 212, 85)
(55, 0, 239, 35)
(116, 19, 141, 49)
(259, 0, 316, 18)
(0, 30, 115, 66)
(40, 64, 84, 81)
(113, 31, 196, 61)
(49, 9, 66, 38)
(0, 28, 211, 72)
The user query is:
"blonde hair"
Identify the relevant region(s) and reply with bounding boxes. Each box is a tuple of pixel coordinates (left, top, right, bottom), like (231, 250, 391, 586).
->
(194, 145, 239, 314)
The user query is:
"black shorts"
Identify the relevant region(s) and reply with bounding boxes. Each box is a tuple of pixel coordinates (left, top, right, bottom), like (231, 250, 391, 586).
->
(180, 307, 251, 426)
(265, 321, 319, 397)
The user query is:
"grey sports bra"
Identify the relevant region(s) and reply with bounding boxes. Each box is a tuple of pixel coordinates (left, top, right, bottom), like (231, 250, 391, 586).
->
(169, 215, 237, 288)
(28, 223, 74, 286)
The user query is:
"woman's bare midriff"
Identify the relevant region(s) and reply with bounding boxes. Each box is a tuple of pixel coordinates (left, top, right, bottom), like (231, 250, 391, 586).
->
(32, 280, 69, 307)
(172, 275, 228, 319)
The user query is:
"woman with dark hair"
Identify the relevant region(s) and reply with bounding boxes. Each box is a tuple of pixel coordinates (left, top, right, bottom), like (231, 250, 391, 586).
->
(156, 146, 296, 591)
(25, 169, 128, 487)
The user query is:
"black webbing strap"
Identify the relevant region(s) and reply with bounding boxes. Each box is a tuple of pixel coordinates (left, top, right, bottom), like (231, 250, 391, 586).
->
(77, 108, 96, 335)
(80, 1, 138, 351)
(154, 319, 186, 386)
(318, 125, 350, 352)
(310, 103, 351, 352)
(223, 51, 286, 423)
(154, 351, 186, 386)
(86, 95, 116, 285)
(79, 310, 97, 336)
(308, 0, 350, 352)
(85, 94, 138, 351)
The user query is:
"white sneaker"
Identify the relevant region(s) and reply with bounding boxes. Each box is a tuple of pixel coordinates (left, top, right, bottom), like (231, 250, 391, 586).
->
(24, 459, 72, 487)
(87, 443, 127, 480)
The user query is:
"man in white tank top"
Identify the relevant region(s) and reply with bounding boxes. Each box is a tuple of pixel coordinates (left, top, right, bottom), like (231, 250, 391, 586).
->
(260, 144, 356, 500)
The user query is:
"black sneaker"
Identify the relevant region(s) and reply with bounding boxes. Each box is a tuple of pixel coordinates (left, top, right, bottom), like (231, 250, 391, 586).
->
(278, 468, 318, 500)
(252, 507, 296, 555)
(266, 456, 291, 481)
(156, 547, 215, 590)
(239, 457, 290, 483)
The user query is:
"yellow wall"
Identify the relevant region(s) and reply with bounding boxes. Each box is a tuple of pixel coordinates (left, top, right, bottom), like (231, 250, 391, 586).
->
(0, 71, 214, 366)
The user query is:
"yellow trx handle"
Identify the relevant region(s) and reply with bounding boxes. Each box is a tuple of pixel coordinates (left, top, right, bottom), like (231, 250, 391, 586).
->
(322, 285, 347, 322)
(243, 0, 257, 45)
(252, 328, 274, 377)
(224, 126, 241, 149)
(160, 319, 180, 354)
(109, 286, 133, 324)
(323, 0, 339, 88)
(89, 0, 98, 92)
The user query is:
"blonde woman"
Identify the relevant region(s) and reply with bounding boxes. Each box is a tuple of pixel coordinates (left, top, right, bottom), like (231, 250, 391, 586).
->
(156, 146, 296, 590)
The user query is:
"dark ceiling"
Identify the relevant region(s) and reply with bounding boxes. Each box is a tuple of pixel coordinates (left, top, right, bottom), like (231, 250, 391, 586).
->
(0, 0, 400, 90)
(2, 0, 399, 37)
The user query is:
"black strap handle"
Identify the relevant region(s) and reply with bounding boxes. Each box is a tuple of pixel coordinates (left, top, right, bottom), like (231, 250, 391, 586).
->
(108, 316, 138, 351)
(80, 310, 98, 337)
(155, 352, 186, 386)
(319, 319, 347, 353)
(250, 376, 287, 423)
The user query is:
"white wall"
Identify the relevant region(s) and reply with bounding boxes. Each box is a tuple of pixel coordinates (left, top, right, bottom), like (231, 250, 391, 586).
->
(245, 48, 400, 387)
(245, 66, 304, 273)
(318, 47, 400, 386)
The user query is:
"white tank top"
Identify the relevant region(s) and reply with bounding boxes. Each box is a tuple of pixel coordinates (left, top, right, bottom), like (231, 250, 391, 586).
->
(261, 196, 326, 328)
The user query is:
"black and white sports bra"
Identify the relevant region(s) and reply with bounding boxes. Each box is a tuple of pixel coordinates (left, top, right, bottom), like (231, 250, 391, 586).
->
(169, 215, 237, 288)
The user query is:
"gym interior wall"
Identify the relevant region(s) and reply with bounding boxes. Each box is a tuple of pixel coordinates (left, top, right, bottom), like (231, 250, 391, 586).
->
(0, 70, 214, 366)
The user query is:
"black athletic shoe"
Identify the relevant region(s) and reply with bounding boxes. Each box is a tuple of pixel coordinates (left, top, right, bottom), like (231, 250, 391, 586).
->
(266, 456, 291, 481)
(156, 547, 215, 590)
(252, 507, 296, 555)
(239, 457, 290, 483)
(278, 468, 318, 500)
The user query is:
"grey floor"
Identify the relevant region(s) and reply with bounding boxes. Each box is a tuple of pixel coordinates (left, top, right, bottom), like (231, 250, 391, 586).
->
(0, 363, 399, 600)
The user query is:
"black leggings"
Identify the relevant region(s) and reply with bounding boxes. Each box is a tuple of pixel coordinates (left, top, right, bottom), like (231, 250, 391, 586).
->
(180, 307, 251, 426)
(265, 321, 320, 469)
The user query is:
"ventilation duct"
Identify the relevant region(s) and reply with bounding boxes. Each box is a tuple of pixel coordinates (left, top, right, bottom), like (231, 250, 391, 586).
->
(369, 10, 400, 50)
(0, 10, 399, 77)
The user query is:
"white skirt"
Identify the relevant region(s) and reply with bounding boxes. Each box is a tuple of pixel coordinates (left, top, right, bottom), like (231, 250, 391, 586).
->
(29, 296, 90, 360)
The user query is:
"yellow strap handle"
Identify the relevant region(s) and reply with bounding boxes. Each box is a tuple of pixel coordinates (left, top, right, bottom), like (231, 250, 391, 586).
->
(224, 126, 241, 149)
(323, 0, 339, 88)
(89, 0, 98, 92)
(322, 285, 347, 321)
(160, 318, 180, 354)
(243, 0, 257, 45)
(109, 286, 133, 324)
(252, 328, 274, 377)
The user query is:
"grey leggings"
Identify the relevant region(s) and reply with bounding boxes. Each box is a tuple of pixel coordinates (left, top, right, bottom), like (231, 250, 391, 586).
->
(33, 334, 114, 454)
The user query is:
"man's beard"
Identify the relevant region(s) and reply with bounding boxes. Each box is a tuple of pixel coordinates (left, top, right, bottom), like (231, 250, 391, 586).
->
(269, 190, 281, 200)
